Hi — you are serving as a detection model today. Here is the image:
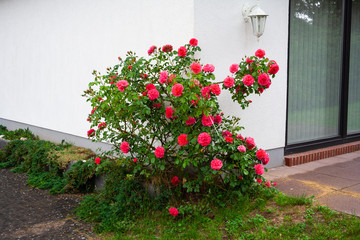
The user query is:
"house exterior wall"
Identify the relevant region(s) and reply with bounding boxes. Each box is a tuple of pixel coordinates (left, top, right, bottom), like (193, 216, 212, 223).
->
(0, 0, 288, 167)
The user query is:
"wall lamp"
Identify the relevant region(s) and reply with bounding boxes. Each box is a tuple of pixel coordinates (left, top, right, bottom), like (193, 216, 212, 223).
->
(242, 1, 268, 39)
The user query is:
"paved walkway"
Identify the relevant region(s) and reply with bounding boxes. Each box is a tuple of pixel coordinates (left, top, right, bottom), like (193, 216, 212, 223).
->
(264, 151, 360, 217)
(0, 169, 98, 240)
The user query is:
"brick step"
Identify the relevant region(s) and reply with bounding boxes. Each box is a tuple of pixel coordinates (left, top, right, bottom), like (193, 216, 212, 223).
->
(285, 141, 360, 167)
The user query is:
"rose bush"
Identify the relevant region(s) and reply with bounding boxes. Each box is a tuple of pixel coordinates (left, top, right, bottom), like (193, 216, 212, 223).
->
(83, 39, 278, 196)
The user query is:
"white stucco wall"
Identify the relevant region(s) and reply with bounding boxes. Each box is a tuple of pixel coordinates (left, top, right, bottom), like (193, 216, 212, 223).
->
(0, 0, 194, 137)
(0, 0, 288, 151)
(194, 0, 289, 150)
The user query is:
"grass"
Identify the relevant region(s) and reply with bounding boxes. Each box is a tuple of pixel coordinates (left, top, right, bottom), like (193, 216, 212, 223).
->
(95, 190, 360, 240)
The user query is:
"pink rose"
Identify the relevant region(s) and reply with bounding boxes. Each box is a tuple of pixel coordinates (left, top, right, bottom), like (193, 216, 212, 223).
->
(120, 141, 129, 154)
(171, 84, 184, 97)
(116, 80, 129, 91)
(214, 114, 222, 124)
(146, 84, 156, 91)
(211, 159, 223, 170)
(258, 73, 270, 86)
(147, 89, 159, 100)
(254, 164, 264, 175)
(256, 149, 267, 160)
(225, 137, 233, 143)
(177, 134, 188, 146)
(257, 178, 262, 184)
(236, 134, 244, 141)
(246, 57, 254, 64)
(87, 129, 95, 137)
(201, 86, 211, 99)
(268, 63, 279, 75)
(162, 45, 173, 52)
(189, 38, 198, 46)
(229, 64, 239, 73)
(133, 158, 138, 162)
(243, 75, 255, 86)
(148, 45, 156, 55)
(224, 76, 235, 88)
(95, 157, 101, 164)
(222, 130, 232, 137)
(154, 146, 165, 158)
(203, 64, 215, 73)
(185, 117, 196, 126)
(237, 145, 246, 152)
(166, 106, 175, 119)
(265, 181, 271, 188)
(169, 207, 179, 217)
(197, 132, 211, 146)
(255, 49, 265, 58)
(245, 137, 255, 149)
(210, 84, 221, 95)
(159, 71, 168, 84)
(178, 46, 187, 57)
(98, 122, 106, 130)
(191, 62, 202, 74)
(258, 87, 264, 93)
(202, 115, 214, 127)
(171, 176, 180, 186)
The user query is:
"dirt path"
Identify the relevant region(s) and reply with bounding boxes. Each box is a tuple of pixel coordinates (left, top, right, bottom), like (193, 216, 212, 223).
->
(0, 169, 98, 240)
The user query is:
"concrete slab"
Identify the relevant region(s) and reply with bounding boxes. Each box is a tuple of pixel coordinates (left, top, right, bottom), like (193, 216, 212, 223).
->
(274, 178, 322, 198)
(313, 165, 360, 181)
(317, 192, 360, 217)
(290, 172, 358, 189)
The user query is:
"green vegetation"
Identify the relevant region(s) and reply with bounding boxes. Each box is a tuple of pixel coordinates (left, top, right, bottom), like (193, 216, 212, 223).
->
(0, 125, 38, 140)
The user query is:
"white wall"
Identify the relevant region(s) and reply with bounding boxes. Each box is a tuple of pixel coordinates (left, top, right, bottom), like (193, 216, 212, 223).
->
(0, 0, 194, 137)
(194, 0, 289, 150)
(0, 0, 288, 151)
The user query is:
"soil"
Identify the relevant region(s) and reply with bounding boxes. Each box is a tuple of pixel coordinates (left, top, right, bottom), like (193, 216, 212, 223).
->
(0, 168, 99, 240)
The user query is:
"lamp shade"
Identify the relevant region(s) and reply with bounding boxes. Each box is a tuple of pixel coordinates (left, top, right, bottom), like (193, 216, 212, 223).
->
(248, 7, 268, 38)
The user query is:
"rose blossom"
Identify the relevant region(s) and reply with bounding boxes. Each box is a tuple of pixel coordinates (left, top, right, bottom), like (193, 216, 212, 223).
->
(197, 132, 211, 146)
(254, 164, 265, 175)
(211, 159, 223, 170)
(178, 46, 187, 57)
(185, 116, 196, 125)
(171, 84, 184, 97)
(166, 106, 175, 119)
(189, 38, 198, 46)
(237, 145, 246, 152)
(201, 86, 211, 99)
(116, 80, 129, 91)
(153, 103, 161, 108)
(229, 64, 239, 73)
(257, 178, 262, 184)
(95, 157, 101, 164)
(258, 73, 270, 86)
(258, 87, 264, 93)
(237, 134, 244, 141)
(147, 89, 159, 100)
(265, 181, 271, 188)
(146, 84, 156, 91)
(190, 79, 200, 87)
(154, 146, 165, 158)
(245, 137, 255, 149)
(191, 62, 202, 74)
(159, 71, 168, 84)
(177, 134, 189, 146)
(120, 141, 129, 153)
(268, 62, 279, 75)
(98, 122, 106, 130)
(243, 75, 255, 86)
(191, 95, 200, 106)
(171, 176, 180, 186)
(256, 149, 270, 165)
(148, 45, 156, 55)
(202, 115, 214, 127)
(224, 76, 235, 88)
(214, 114, 222, 124)
(273, 182, 278, 186)
(255, 49, 265, 58)
(162, 45, 173, 52)
(246, 57, 254, 64)
(203, 64, 215, 73)
(210, 84, 221, 95)
(169, 207, 179, 217)
(87, 129, 95, 137)
(225, 137, 233, 143)
(222, 130, 232, 137)
(133, 158, 138, 162)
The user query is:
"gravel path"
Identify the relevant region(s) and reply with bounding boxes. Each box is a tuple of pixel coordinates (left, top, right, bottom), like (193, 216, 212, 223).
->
(0, 169, 98, 240)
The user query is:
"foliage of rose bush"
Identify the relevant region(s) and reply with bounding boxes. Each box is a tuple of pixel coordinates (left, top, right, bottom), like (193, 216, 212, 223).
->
(83, 39, 279, 195)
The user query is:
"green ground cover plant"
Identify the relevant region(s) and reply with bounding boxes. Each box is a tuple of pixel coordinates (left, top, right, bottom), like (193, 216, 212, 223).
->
(0, 125, 38, 140)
